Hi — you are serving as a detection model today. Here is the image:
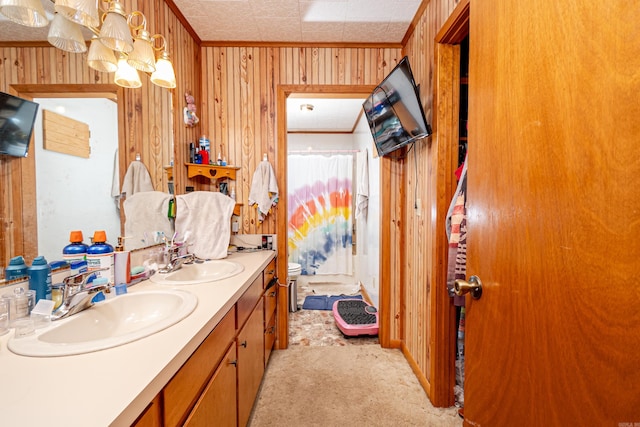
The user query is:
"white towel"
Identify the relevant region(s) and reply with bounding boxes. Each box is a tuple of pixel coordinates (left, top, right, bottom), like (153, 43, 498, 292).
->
(355, 150, 369, 220)
(175, 191, 236, 260)
(123, 191, 174, 250)
(121, 160, 154, 197)
(111, 148, 121, 209)
(248, 160, 279, 222)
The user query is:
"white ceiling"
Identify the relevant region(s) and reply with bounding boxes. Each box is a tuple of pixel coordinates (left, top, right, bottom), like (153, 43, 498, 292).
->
(0, 0, 418, 132)
(287, 97, 365, 132)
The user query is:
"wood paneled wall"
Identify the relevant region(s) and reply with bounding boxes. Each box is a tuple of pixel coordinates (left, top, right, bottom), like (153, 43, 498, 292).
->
(401, 0, 467, 406)
(0, 0, 199, 266)
(193, 47, 402, 236)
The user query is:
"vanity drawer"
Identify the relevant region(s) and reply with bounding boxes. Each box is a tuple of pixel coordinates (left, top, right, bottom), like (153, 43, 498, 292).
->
(263, 284, 277, 325)
(236, 274, 263, 330)
(163, 306, 236, 427)
(263, 259, 277, 290)
(264, 312, 276, 366)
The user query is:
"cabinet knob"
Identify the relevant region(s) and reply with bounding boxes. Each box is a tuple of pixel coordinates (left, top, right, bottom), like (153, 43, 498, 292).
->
(240, 340, 247, 348)
(269, 291, 276, 297)
(229, 359, 237, 366)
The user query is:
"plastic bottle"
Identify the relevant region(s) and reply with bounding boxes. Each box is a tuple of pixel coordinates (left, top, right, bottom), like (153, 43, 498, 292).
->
(86, 230, 115, 285)
(5, 256, 28, 281)
(27, 256, 52, 303)
(113, 236, 131, 286)
(63, 230, 89, 262)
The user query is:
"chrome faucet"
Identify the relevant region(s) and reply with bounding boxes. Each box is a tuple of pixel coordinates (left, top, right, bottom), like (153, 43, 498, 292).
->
(51, 269, 110, 321)
(159, 252, 195, 274)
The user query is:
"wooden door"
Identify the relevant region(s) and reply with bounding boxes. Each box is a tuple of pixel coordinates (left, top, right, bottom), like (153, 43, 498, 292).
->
(465, 1, 640, 425)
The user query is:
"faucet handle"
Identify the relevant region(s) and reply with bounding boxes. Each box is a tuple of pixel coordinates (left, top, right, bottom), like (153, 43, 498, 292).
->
(63, 268, 109, 286)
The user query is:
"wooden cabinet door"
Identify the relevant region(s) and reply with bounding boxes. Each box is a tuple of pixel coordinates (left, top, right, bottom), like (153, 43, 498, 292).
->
(184, 344, 238, 427)
(466, 1, 640, 425)
(237, 298, 265, 427)
(131, 394, 162, 427)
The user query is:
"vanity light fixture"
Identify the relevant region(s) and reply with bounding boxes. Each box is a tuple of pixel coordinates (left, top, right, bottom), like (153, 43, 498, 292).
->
(0, 0, 176, 90)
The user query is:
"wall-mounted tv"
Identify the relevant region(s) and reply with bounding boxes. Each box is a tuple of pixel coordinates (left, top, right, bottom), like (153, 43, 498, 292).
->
(362, 57, 431, 157)
(0, 91, 39, 158)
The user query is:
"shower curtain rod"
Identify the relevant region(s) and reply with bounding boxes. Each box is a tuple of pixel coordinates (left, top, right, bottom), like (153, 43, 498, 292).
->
(288, 149, 360, 154)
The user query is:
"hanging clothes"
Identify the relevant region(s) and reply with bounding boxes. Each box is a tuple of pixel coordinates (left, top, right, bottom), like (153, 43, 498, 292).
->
(446, 159, 467, 307)
(248, 160, 279, 223)
(355, 149, 369, 220)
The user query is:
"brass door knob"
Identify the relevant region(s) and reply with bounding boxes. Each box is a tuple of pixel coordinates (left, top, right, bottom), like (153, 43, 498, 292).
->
(454, 275, 483, 299)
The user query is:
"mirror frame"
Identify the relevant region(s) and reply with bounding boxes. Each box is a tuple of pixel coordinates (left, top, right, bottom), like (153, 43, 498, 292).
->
(7, 84, 125, 264)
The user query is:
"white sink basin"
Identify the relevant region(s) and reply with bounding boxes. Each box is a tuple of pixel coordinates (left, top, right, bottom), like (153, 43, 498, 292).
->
(8, 290, 197, 357)
(150, 260, 244, 285)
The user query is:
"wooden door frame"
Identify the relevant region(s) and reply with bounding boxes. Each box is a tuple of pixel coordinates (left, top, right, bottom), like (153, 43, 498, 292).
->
(275, 84, 377, 349)
(430, 0, 469, 407)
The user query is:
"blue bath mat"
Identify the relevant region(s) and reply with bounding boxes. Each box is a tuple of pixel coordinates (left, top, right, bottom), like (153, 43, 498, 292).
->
(302, 294, 363, 310)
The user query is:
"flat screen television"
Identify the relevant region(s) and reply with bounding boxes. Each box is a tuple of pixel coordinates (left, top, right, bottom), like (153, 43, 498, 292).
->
(362, 56, 431, 157)
(0, 91, 39, 158)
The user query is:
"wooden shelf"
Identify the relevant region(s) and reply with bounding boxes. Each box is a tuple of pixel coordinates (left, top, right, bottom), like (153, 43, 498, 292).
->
(185, 163, 240, 181)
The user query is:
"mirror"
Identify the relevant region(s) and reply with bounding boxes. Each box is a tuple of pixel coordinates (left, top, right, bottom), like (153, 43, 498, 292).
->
(3, 84, 172, 276)
(33, 97, 120, 262)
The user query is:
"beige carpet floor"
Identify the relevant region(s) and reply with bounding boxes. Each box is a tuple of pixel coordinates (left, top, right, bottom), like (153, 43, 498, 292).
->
(248, 346, 462, 426)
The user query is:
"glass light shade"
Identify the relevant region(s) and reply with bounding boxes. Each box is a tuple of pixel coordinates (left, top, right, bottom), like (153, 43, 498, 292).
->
(87, 37, 117, 73)
(127, 31, 156, 73)
(99, 2, 133, 53)
(0, 0, 48, 27)
(115, 56, 142, 88)
(150, 51, 176, 89)
(47, 13, 87, 53)
(55, 0, 99, 28)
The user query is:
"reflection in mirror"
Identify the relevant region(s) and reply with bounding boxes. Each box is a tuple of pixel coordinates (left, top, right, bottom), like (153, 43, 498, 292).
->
(34, 98, 120, 262)
(1, 85, 174, 281)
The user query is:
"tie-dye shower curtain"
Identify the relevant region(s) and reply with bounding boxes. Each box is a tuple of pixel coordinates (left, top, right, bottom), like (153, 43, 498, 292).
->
(288, 154, 353, 275)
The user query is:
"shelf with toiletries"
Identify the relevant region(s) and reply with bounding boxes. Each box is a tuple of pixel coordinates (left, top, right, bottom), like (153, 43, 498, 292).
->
(185, 163, 239, 180)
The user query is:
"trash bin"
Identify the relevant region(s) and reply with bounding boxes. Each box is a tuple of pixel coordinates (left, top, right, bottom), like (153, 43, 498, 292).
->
(288, 279, 298, 312)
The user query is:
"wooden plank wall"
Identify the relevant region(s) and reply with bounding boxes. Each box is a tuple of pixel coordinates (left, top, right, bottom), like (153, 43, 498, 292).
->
(401, 0, 465, 404)
(195, 47, 402, 236)
(0, 0, 199, 267)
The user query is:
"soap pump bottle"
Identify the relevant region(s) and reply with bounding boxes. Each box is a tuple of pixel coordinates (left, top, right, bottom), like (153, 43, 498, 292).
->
(87, 230, 115, 285)
(113, 236, 131, 286)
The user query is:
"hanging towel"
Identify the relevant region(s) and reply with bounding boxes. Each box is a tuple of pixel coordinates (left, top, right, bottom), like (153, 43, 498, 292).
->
(121, 160, 154, 197)
(175, 191, 236, 260)
(111, 148, 121, 210)
(355, 149, 369, 220)
(248, 160, 279, 222)
(123, 191, 174, 250)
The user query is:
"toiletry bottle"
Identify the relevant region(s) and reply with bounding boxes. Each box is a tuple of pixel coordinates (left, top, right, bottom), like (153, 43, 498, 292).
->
(63, 230, 89, 262)
(27, 256, 52, 303)
(5, 256, 28, 281)
(113, 236, 131, 286)
(199, 135, 210, 164)
(87, 230, 115, 285)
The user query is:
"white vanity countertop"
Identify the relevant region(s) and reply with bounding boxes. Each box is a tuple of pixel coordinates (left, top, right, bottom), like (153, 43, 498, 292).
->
(0, 250, 276, 427)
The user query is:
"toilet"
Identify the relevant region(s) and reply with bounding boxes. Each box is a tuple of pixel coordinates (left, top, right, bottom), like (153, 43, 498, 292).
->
(287, 263, 302, 312)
